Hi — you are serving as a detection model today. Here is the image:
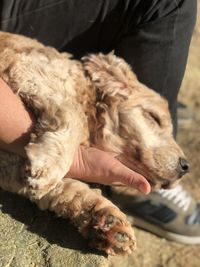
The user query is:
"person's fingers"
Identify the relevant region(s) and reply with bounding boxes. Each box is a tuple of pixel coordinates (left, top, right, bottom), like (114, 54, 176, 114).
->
(68, 146, 151, 194)
(109, 160, 151, 194)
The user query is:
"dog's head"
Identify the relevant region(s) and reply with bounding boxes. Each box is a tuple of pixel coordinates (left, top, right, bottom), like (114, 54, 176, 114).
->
(83, 54, 189, 189)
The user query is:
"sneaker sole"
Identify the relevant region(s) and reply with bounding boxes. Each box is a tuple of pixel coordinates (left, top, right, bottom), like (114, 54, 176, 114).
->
(128, 216, 200, 245)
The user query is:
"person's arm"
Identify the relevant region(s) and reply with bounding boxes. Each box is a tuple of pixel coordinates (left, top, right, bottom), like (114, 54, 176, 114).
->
(0, 78, 35, 157)
(0, 78, 150, 194)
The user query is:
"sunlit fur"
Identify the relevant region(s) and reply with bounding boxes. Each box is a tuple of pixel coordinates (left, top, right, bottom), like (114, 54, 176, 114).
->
(0, 32, 187, 255)
(83, 54, 186, 189)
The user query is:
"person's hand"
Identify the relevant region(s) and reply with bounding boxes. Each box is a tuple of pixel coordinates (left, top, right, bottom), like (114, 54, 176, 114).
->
(67, 146, 151, 194)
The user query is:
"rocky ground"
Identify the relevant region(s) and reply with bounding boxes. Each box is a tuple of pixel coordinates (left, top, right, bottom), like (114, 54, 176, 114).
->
(0, 4, 200, 267)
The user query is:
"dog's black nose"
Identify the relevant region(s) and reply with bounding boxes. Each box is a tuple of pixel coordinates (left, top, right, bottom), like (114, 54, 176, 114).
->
(179, 158, 190, 174)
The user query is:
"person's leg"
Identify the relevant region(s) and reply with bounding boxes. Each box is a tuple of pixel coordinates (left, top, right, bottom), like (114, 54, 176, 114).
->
(111, 0, 200, 244)
(115, 0, 197, 134)
(0, 0, 127, 57)
(1, 0, 196, 130)
(0, 0, 106, 52)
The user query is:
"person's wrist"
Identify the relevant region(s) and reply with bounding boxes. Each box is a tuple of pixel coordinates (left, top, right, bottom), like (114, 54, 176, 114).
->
(0, 78, 36, 157)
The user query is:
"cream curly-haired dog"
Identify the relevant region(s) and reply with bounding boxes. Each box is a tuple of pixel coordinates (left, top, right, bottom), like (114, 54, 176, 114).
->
(0, 32, 189, 255)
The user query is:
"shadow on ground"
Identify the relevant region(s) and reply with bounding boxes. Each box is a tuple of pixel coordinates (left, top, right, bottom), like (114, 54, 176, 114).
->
(0, 189, 94, 252)
(0, 189, 107, 267)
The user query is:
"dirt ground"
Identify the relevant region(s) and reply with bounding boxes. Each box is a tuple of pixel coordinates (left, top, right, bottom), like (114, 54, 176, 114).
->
(110, 3, 200, 267)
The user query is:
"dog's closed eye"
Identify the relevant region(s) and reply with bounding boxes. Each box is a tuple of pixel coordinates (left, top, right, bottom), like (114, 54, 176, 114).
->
(149, 112, 161, 126)
(143, 110, 162, 127)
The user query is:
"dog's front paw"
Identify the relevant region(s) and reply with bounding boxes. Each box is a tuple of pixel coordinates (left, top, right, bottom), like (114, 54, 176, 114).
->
(84, 206, 136, 255)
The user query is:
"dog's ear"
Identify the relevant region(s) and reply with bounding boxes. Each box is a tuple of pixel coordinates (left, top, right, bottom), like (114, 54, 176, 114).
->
(83, 53, 138, 151)
(82, 53, 138, 99)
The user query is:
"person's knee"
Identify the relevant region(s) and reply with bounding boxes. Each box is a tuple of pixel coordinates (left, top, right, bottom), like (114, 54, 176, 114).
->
(178, 0, 197, 29)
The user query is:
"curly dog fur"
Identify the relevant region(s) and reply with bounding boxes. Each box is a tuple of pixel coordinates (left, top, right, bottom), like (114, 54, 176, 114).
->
(0, 32, 188, 255)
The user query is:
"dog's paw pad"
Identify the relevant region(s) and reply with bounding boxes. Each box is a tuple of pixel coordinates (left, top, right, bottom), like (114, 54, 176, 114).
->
(88, 207, 136, 255)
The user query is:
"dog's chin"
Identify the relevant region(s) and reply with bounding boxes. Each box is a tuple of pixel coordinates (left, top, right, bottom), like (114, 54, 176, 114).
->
(148, 178, 180, 191)
(116, 155, 181, 191)
(127, 165, 181, 190)
(126, 165, 179, 190)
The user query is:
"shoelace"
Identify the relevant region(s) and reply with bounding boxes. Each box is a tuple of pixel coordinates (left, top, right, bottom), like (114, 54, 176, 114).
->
(157, 185, 192, 212)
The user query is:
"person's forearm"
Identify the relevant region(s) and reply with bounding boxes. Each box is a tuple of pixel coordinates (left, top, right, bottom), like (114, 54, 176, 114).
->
(0, 78, 35, 157)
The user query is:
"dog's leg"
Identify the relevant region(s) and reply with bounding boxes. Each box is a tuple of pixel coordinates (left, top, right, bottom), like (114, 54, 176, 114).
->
(0, 150, 135, 255)
(23, 100, 86, 198)
(0, 150, 25, 194)
(17, 85, 85, 198)
(37, 178, 136, 255)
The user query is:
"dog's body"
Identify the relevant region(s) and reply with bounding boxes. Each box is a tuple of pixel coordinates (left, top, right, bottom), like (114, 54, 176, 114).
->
(0, 32, 189, 255)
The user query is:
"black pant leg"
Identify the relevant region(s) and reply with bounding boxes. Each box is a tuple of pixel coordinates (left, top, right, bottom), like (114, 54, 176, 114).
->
(115, 0, 197, 134)
(0, 0, 124, 57)
(1, 0, 197, 134)
(0, 0, 105, 52)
